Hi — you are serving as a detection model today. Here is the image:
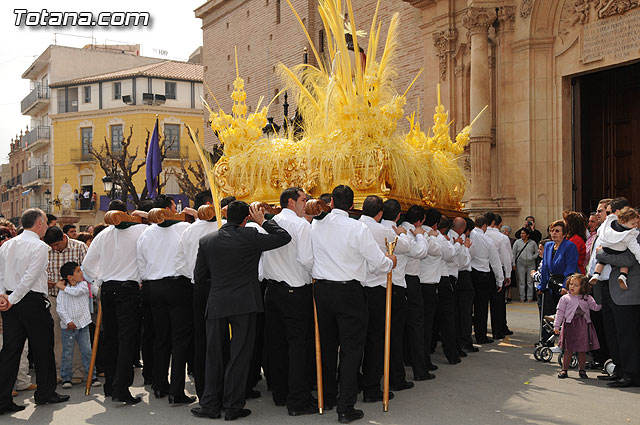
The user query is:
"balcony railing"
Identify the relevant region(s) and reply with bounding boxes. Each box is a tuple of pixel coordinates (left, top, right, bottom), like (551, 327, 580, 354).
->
(70, 148, 95, 162)
(21, 84, 50, 115)
(164, 145, 189, 159)
(21, 126, 50, 149)
(22, 165, 50, 185)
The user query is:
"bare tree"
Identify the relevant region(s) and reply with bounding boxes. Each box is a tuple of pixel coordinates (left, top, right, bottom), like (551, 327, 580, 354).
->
(90, 126, 176, 207)
(168, 160, 208, 200)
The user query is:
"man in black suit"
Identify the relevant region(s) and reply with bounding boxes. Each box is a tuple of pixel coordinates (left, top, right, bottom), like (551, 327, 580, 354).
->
(191, 201, 291, 421)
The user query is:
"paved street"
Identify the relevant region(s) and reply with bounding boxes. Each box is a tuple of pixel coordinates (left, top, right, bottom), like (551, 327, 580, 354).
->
(4, 302, 639, 425)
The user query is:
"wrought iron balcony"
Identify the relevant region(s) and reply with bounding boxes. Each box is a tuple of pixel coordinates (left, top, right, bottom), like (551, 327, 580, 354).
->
(22, 165, 50, 186)
(22, 126, 50, 150)
(21, 84, 50, 115)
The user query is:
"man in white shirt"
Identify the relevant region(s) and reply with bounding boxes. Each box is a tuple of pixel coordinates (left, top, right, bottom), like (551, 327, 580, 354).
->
(400, 205, 433, 380)
(469, 215, 504, 344)
(453, 218, 477, 353)
(83, 200, 146, 405)
(136, 194, 193, 404)
(261, 188, 316, 416)
(485, 212, 513, 339)
(175, 191, 229, 401)
(311, 185, 396, 423)
(359, 197, 410, 403)
(0, 208, 70, 414)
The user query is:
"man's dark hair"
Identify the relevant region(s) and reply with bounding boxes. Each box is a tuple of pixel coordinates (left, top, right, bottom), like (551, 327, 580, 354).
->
(424, 208, 442, 227)
(137, 199, 155, 212)
(484, 211, 496, 226)
(611, 197, 630, 214)
(93, 224, 108, 237)
(60, 261, 79, 282)
(227, 200, 250, 225)
(21, 208, 45, 229)
(520, 227, 531, 236)
(46, 213, 57, 225)
(43, 226, 64, 245)
(319, 193, 332, 204)
(280, 187, 303, 209)
(475, 215, 487, 228)
(108, 199, 127, 212)
(194, 191, 213, 210)
(495, 214, 503, 226)
(331, 185, 354, 211)
(221, 196, 236, 209)
(589, 211, 597, 217)
(525, 215, 535, 221)
(62, 224, 76, 235)
(464, 217, 475, 233)
(362, 195, 383, 218)
(405, 205, 425, 224)
(437, 215, 451, 231)
(382, 199, 402, 222)
(155, 194, 174, 209)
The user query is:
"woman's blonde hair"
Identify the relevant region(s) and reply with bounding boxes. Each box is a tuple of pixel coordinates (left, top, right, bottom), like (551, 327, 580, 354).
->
(617, 206, 639, 224)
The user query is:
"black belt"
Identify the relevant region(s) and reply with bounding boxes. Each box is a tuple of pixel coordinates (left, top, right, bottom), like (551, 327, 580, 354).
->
(103, 280, 138, 288)
(472, 269, 491, 275)
(315, 279, 360, 285)
(143, 276, 188, 284)
(5, 290, 46, 297)
(265, 278, 309, 288)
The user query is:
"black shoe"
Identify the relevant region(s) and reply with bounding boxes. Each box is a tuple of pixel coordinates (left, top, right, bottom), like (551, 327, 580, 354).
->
(245, 389, 261, 399)
(225, 408, 251, 421)
(362, 391, 394, 403)
(504, 329, 514, 336)
(35, 393, 70, 405)
(585, 361, 603, 370)
(274, 399, 286, 406)
(462, 345, 480, 353)
(493, 334, 506, 340)
(338, 409, 364, 423)
(168, 394, 196, 404)
(448, 357, 462, 365)
(154, 390, 168, 399)
(427, 363, 439, 371)
(390, 381, 414, 391)
(597, 374, 619, 381)
(0, 403, 26, 415)
(608, 378, 638, 388)
(288, 402, 319, 416)
(457, 349, 468, 357)
(414, 373, 436, 381)
(476, 337, 494, 344)
(112, 395, 142, 405)
(323, 399, 337, 411)
(191, 407, 221, 419)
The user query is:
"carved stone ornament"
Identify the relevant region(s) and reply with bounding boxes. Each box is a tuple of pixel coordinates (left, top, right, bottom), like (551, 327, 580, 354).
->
(498, 6, 516, 30)
(432, 29, 458, 81)
(520, 0, 533, 18)
(463, 7, 495, 32)
(558, 0, 592, 42)
(596, 0, 640, 18)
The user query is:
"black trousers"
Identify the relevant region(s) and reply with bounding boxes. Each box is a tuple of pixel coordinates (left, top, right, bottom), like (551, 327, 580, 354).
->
(193, 280, 210, 400)
(0, 292, 57, 408)
(101, 281, 141, 399)
(590, 309, 610, 363)
(404, 275, 427, 377)
(611, 302, 640, 383)
(420, 283, 438, 366)
(390, 286, 408, 385)
(490, 283, 507, 337)
(315, 280, 367, 414)
(149, 277, 193, 397)
(471, 269, 492, 341)
(248, 281, 267, 391)
(200, 312, 256, 411)
(435, 277, 458, 362)
(455, 271, 475, 348)
(264, 280, 313, 410)
(600, 281, 622, 376)
(140, 281, 155, 383)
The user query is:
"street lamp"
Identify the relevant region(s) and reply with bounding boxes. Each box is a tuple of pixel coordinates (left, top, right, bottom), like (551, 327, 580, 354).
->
(44, 188, 51, 213)
(102, 175, 115, 201)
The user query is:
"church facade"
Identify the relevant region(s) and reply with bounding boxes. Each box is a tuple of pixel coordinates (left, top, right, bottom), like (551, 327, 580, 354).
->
(197, 0, 640, 229)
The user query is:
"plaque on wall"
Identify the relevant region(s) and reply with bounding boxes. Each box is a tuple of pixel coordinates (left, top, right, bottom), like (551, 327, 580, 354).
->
(581, 7, 640, 63)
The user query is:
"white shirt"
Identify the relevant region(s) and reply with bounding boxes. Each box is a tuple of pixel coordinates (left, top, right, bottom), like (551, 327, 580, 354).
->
(437, 232, 456, 278)
(137, 222, 190, 281)
(175, 219, 223, 281)
(83, 224, 147, 286)
(311, 209, 393, 283)
(447, 229, 466, 278)
(469, 228, 505, 287)
(400, 222, 430, 276)
(359, 216, 410, 288)
(418, 227, 444, 284)
(262, 208, 314, 287)
(381, 219, 415, 287)
(56, 281, 92, 329)
(486, 226, 513, 278)
(0, 230, 49, 305)
(457, 233, 472, 272)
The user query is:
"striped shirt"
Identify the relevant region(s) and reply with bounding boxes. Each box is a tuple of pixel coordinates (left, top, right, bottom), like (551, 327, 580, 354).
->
(56, 281, 92, 329)
(47, 236, 88, 296)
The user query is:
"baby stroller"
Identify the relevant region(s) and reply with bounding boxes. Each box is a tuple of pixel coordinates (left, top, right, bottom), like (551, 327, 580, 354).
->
(533, 292, 579, 367)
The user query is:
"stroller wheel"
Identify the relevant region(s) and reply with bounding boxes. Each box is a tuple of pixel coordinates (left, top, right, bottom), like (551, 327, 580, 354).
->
(570, 354, 579, 369)
(540, 347, 553, 362)
(533, 346, 542, 361)
(604, 359, 616, 376)
(557, 352, 564, 367)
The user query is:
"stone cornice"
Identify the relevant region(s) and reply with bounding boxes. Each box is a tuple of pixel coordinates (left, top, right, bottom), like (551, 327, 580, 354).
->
(50, 106, 204, 122)
(463, 7, 495, 35)
(401, 0, 436, 9)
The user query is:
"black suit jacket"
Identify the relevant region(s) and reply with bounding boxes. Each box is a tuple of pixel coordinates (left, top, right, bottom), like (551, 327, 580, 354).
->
(194, 220, 291, 319)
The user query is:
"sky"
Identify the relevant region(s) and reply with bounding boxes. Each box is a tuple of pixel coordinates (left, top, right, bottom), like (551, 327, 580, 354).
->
(0, 0, 205, 164)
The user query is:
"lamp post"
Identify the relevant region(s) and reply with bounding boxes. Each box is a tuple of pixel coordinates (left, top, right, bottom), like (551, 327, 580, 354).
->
(102, 175, 114, 200)
(44, 188, 51, 213)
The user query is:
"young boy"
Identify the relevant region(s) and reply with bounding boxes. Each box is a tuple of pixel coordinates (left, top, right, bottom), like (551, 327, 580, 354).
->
(56, 261, 101, 388)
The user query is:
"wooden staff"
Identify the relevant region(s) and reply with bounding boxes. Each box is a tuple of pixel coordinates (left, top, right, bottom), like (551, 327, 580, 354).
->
(147, 208, 187, 224)
(382, 237, 398, 412)
(103, 210, 142, 226)
(85, 297, 102, 396)
(312, 280, 324, 414)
